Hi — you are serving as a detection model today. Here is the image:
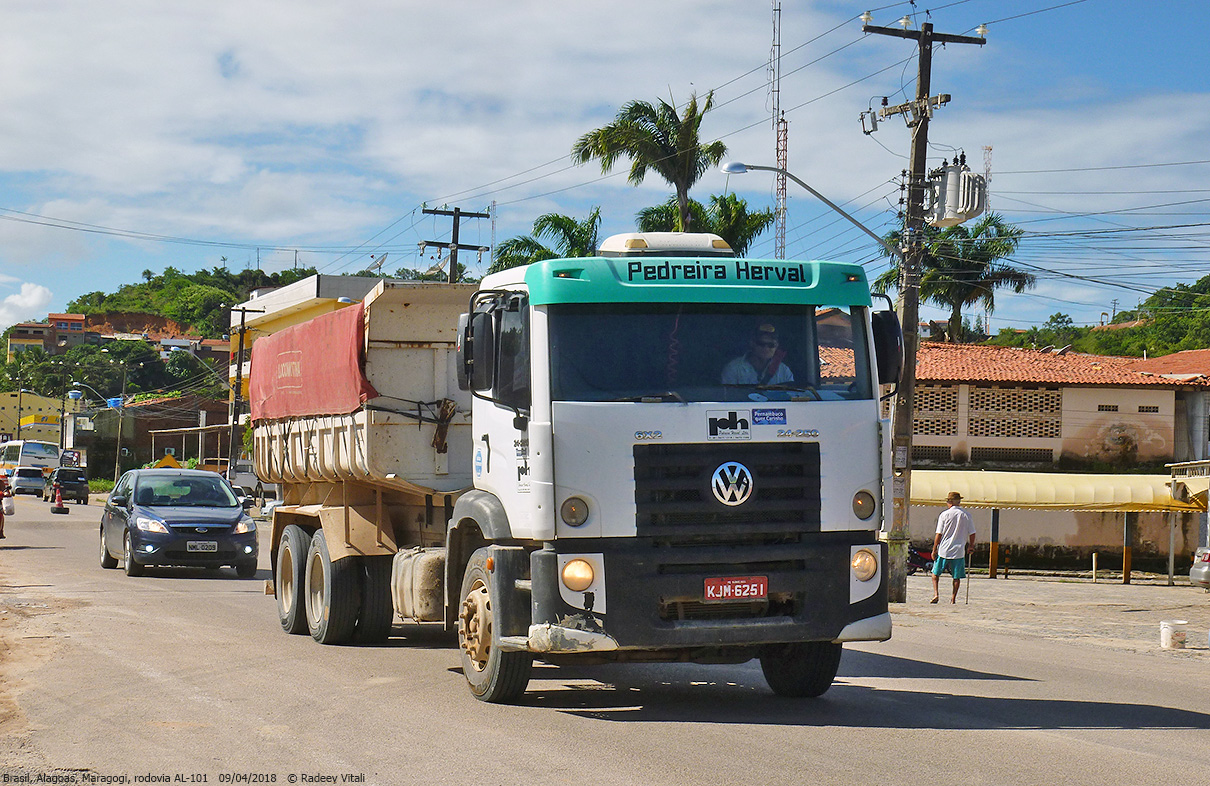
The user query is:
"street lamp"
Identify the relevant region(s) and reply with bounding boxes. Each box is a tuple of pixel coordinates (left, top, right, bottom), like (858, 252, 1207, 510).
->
(720, 162, 902, 261)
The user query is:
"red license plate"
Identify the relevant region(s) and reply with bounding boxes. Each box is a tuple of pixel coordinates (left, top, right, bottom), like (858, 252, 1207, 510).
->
(704, 576, 768, 602)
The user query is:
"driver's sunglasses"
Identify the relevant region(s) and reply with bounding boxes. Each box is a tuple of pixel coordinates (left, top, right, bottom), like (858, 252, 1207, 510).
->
(756, 340, 778, 348)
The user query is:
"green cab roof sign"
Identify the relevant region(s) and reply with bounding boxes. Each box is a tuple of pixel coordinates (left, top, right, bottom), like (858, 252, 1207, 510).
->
(524, 256, 872, 307)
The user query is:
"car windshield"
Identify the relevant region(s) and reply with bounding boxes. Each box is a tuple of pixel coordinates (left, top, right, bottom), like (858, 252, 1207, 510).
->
(547, 302, 873, 402)
(134, 476, 239, 508)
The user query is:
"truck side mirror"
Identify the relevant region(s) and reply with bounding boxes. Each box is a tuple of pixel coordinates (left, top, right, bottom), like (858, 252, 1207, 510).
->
(456, 313, 471, 391)
(871, 310, 903, 386)
(469, 311, 496, 392)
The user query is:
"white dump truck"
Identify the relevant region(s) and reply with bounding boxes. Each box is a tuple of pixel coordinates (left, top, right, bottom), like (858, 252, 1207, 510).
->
(252, 234, 903, 702)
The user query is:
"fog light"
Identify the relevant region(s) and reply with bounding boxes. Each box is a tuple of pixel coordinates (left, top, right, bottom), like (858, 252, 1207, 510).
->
(143, 544, 155, 553)
(560, 496, 589, 526)
(243, 545, 254, 554)
(852, 490, 876, 520)
(851, 548, 878, 582)
(561, 558, 594, 592)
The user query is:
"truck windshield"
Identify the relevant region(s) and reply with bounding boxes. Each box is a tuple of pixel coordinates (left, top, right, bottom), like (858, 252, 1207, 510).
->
(548, 303, 873, 403)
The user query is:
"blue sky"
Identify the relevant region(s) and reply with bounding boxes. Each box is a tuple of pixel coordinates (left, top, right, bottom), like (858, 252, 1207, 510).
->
(2, 1, 1208, 337)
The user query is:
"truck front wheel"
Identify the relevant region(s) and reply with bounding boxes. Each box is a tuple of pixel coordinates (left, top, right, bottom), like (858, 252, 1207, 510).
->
(276, 525, 311, 634)
(304, 529, 361, 644)
(457, 548, 531, 703)
(759, 641, 843, 698)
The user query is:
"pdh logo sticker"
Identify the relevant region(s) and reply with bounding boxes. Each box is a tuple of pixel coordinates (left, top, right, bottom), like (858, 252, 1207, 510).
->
(707, 410, 751, 441)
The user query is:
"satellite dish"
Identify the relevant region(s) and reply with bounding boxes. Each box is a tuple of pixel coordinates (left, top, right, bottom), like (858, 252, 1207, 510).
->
(368, 252, 388, 273)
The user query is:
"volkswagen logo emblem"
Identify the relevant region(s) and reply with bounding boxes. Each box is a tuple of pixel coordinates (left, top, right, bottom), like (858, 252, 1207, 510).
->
(711, 461, 753, 506)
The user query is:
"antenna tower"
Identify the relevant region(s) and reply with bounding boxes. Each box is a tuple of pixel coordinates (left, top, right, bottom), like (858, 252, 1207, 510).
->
(772, 1, 787, 259)
(982, 145, 993, 211)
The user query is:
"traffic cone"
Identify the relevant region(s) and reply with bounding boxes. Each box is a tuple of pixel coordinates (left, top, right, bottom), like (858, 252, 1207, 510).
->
(50, 482, 69, 515)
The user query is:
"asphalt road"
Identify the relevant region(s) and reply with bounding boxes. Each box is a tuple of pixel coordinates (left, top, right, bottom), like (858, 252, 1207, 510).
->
(2, 492, 1208, 786)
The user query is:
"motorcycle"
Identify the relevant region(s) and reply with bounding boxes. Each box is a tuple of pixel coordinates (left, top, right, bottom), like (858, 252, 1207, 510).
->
(906, 546, 934, 575)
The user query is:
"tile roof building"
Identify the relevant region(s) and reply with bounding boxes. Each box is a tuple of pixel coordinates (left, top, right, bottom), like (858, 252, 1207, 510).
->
(898, 343, 1210, 468)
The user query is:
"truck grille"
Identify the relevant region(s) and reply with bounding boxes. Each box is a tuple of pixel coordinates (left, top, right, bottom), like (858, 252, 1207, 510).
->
(634, 442, 821, 538)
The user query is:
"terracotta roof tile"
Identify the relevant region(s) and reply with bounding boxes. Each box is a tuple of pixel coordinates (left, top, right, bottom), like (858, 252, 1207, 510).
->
(916, 342, 1210, 388)
(1126, 348, 1210, 376)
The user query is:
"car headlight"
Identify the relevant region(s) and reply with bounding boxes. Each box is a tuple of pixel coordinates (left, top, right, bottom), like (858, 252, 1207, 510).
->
(134, 516, 169, 534)
(851, 548, 878, 582)
(233, 516, 256, 534)
(561, 558, 595, 592)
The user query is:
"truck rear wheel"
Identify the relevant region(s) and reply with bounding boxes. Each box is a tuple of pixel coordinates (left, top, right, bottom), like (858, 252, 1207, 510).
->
(276, 525, 311, 634)
(759, 641, 843, 698)
(457, 548, 531, 703)
(304, 529, 361, 644)
(352, 555, 395, 643)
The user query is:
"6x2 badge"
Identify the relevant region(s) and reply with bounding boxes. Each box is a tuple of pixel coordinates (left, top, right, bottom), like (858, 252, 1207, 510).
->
(635, 430, 663, 440)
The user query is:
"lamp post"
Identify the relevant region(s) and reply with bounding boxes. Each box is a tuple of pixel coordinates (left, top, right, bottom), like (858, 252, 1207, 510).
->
(721, 161, 912, 599)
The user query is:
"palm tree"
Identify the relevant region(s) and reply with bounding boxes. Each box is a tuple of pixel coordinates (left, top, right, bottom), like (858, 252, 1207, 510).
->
(490, 208, 602, 273)
(572, 92, 726, 232)
(636, 194, 774, 257)
(874, 213, 1033, 343)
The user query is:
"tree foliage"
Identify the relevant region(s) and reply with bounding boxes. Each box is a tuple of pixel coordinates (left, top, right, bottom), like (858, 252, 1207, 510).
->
(875, 213, 1034, 343)
(67, 265, 318, 338)
(635, 194, 774, 256)
(491, 208, 602, 272)
(572, 92, 726, 232)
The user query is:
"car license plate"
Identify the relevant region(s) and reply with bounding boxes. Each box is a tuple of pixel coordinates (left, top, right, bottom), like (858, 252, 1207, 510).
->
(704, 576, 767, 602)
(187, 541, 218, 553)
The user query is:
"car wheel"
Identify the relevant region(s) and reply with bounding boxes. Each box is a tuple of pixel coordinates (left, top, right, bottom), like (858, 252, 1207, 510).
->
(457, 547, 532, 703)
(276, 525, 312, 635)
(303, 529, 360, 644)
(123, 532, 144, 577)
(99, 527, 118, 569)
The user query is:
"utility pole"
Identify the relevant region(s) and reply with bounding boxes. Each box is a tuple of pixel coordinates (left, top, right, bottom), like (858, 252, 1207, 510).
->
(228, 306, 264, 482)
(862, 19, 985, 602)
(422, 207, 491, 283)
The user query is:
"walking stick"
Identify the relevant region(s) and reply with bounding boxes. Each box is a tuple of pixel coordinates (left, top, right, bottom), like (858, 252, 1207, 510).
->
(965, 544, 972, 604)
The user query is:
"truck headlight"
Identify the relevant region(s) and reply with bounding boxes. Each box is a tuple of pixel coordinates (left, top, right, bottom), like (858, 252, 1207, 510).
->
(851, 548, 878, 582)
(560, 496, 589, 526)
(561, 558, 594, 592)
(852, 490, 876, 520)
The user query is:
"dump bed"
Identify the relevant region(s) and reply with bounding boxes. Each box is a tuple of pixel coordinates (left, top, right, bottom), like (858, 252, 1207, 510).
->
(250, 280, 477, 495)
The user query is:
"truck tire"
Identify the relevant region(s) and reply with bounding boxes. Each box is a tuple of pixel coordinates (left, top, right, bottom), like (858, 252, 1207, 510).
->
(99, 527, 118, 569)
(759, 641, 843, 698)
(457, 548, 532, 703)
(276, 525, 311, 634)
(352, 555, 395, 644)
(304, 529, 361, 644)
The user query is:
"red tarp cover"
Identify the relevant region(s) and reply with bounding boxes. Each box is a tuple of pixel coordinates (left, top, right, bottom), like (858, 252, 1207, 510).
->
(250, 303, 379, 421)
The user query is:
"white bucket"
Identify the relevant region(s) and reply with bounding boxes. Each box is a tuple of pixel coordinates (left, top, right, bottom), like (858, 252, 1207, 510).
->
(1160, 620, 1188, 649)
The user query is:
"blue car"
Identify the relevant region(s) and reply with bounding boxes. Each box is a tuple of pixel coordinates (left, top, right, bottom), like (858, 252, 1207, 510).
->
(100, 468, 259, 578)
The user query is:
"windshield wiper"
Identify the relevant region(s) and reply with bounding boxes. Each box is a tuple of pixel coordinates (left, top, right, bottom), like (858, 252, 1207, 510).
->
(608, 391, 687, 403)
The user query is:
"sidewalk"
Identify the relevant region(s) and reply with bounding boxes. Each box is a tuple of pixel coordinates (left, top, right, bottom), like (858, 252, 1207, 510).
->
(894, 571, 1210, 655)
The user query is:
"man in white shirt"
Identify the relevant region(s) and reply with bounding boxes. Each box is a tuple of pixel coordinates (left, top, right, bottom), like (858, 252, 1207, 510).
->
(720, 323, 794, 386)
(931, 491, 976, 604)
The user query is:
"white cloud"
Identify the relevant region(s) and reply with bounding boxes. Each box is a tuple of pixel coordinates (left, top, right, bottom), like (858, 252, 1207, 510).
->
(0, 282, 53, 326)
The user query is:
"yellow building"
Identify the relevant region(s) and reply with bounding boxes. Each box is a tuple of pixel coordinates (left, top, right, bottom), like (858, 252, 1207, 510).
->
(0, 391, 83, 444)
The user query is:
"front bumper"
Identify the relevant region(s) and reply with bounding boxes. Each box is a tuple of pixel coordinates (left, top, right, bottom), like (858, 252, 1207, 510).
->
(128, 529, 258, 568)
(524, 533, 887, 654)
